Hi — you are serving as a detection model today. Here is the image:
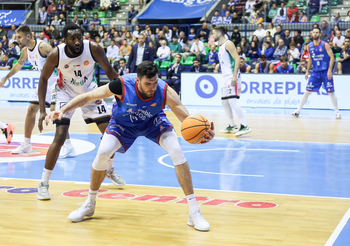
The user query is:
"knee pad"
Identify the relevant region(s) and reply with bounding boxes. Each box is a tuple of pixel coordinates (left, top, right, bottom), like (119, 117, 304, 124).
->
(159, 130, 187, 166)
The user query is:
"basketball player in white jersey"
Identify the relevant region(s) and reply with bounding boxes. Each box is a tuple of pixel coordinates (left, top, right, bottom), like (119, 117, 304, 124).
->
(0, 26, 76, 158)
(212, 26, 251, 137)
(36, 23, 125, 200)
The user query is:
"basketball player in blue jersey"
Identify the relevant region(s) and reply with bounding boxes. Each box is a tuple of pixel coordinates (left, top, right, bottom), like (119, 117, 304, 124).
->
(36, 24, 125, 200)
(239, 57, 251, 73)
(0, 26, 75, 157)
(275, 56, 294, 74)
(291, 27, 341, 119)
(45, 61, 215, 231)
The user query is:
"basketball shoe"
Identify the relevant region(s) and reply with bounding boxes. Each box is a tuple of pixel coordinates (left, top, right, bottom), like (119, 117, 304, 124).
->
(336, 112, 341, 119)
(11, 142, 32, 154)
(1, 124, 14, 145)
(106, 167, 126, 186)
(290, 111, 300, 117)
(220, 125, 239, 134)
(68, 200, 95, 222)
(59, 143, 76, 158)
(187, 206, 210, 231)
(234, 125, 252, 137)
(36, 182, 51, 200)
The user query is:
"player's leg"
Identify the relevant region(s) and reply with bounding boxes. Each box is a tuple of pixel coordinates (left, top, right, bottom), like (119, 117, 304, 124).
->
(68, 129, 124, 222)
(323, 72, 341, 119)
(220, 76, 238, 134)
(229, 98, 251, 137)
(0, 121, 14, 145)
(159, 129, 210, 231)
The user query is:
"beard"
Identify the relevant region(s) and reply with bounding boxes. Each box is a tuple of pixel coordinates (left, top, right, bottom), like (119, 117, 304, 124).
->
(68, 44, 82, 55)
(214, 36, 220, 42)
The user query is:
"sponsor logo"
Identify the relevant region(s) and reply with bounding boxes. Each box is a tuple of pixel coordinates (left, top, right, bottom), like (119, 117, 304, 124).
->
(84, 60, 89, 66)
(35, 55, 38, 59)
(126, 103, 137, 106)
(153, 116, 163, 127)
(151, 103, 157, 106)
(319, 48, 322, 52)
(64, 64, 69, 69)
(127, 108, 133, 113)
(73, 65, 80, 67)
(60, 102, 67, 108)
(96, 100, 102, 105)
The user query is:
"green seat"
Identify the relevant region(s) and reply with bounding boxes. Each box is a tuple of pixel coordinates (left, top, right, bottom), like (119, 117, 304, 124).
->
(297, 0, 306, 7)
(205, 47, 210, 54)
(285, 1, 291, 7)
(100, 18, 108, 25)
(335, 53, 340, 61)
(215, 46, 219, 51)
(12, 59, 18, 65)
(92, 8, 99, 11)
(319, 7, 329, 14)
(310, 15, 320, 22)
(78, 12, 83, 18)
(245, 57, 250, 62)
(292, 63, 297, 73)
(87, 12, 94, 18)
(331, 0, 339, 6)
(22, 64, 33, 69)
(183, 56, 195, 66)
(153, 60, 160, 67)
(119, 0, 127, 3)
(68, 12, 75, 18)
(98, 12, 105, 18)
(106, 11, 114, 18)
(160, 61, 171, 70)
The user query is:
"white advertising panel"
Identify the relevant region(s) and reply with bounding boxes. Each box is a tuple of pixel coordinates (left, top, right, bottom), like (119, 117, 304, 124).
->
(181, 73, 350, 109)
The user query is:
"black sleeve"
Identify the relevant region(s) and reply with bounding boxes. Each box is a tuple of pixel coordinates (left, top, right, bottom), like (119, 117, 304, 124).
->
(108, 77, 123, 95)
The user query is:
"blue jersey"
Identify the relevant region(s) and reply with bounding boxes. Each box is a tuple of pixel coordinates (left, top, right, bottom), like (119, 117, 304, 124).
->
(111, 74, 168, 127)
(240, 63, 248, 73)
(276, 65, 294, 74)
(309, 40, 330, 72)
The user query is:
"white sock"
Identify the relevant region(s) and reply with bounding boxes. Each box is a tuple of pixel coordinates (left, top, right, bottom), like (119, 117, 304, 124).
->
(230, 98, 246, 126)
(24, 137, 31, 144)
(107, 158, 114, 171)
(221, 100, 235, 126)
(88, 189, 98, 204)
(297, 91, 311, 112)
(41, 168, 52, 184)
(0, 122, 7, 129)
(329, 92, 340, 113)
(186, 194, 197, 213)
(64, 139, 71, 145)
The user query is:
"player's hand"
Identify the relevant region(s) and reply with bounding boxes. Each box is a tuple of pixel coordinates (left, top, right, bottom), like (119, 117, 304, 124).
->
(327, 70, 332, 80)
(45, 111, 63, 125)
(0, 78, 7, 88)
(201, 122, 215, 144)
(38, 112, 47, 133)
(305, 71, 309, 80)
(231, 76, 237, 86)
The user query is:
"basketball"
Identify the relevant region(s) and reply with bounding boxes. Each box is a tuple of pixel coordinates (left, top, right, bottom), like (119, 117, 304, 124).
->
(181, 115, 210, 144)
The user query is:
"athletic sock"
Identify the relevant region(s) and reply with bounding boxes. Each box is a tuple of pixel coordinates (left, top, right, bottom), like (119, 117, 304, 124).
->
(24, 137, 31, 144)
(88, 189, 98, 204)
(64, 139, 71, 145)
(186, 194, 197, 213)
(297, 91, 311, 112)
(230, 98, 247, 126)
(329, 92, 340, 113)
(0, 122, 7, 129)
(41, 168, 52, 184)
(107, 158, 114, 171)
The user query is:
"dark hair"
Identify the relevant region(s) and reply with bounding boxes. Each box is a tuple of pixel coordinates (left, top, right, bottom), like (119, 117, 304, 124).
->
(313, 27, 321, 32)
(215, 10, 219, 13)
(175, 53, 182, 58)
(62, 23, 83, 38)
(300, 58, 306, 63)
(213, 26, 227, 35)
(193, 36, 199, 40)
(277, 24, 282, 29)
(183, 37, 188, 43)
(250, 41, 258, 52)
(313, 23, 319, 28)
(264, 42, 271, 48)
(234, 26, 239, 30)
(193, 58, 199, 63)
(137, 61, 159, 79)
(280, 56, 288, 62)
(16, 25, 32, 38)
(259, 55, 267, 60)
(296, 30, 301, 35)
(119, 58, 126, 63)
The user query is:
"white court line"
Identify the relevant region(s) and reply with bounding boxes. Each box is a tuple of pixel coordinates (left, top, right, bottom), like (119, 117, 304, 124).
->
(325, 208, 350, 246)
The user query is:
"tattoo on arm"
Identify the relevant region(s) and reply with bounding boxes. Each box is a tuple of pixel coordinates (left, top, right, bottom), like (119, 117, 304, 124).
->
(39, 43, 53, 57)
(17, 55, 27, 65)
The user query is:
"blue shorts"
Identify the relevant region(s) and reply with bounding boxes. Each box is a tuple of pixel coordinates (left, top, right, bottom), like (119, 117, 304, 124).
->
(105, 111, 173, 153)
(307, 70, 334, 93)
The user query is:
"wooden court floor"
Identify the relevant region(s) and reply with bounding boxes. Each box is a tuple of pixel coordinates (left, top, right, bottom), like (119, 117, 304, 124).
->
(1, 104, 350, 245)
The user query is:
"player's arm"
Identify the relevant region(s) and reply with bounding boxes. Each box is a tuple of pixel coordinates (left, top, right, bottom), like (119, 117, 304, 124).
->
(90, 42, 118, 81)
(0, 48, 27, 87)
(38, 48, 58, 132)
(254, 63, 259, 73)
(324, 42, 335, 79)
(305, 44, 312, 79)
(38, 41, 53, 57)
(226, 41, 240, 85)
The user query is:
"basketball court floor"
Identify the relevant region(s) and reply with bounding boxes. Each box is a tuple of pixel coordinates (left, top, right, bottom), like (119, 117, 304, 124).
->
(1, 100, 350, 245)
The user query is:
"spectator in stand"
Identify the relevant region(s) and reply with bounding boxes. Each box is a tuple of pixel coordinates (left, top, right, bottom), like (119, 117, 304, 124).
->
(320, 30, 328, 42)
(102, 32, 111, 48)
(95, 36, 104, 48)
(89, 25, 99, 40)
(178, 31, 185, 47)
(337, 37, 350, 74)
(330, 25, 340, 42)
(301, 43, 310, 61)
(59, 13, 66, 25)
(72, 0, 80, 10)
(284, 29, 291, 48)
(169, 36, 182, 61)
(345, 11, 350, 22)
(42, 0, 51, 9)
(90, 13, 101, 25)
(0, 54, 12, 70)
(287, 42, 300, 63)
(37, 32, 49, 43)
(268, 3, 278, 22)
(245, 0, 256, 16)
(273, 39, 288, 61)
(57, 0, 66, 12)
(85, 32, 93, 41)
(332, 31, 345, 54)
(7, 42, 18, 62)
(42, 26, 51, 41)
(190, 36, 206, 61)
(260, 3, 270, 22)
(275, 56, 294, 73)
(132, 25, 141, 38)
(165, 53, 185, 94)
(249, 5, 258, 22)
(321, 21, 332, 41)
(125, 31, 133, 44)
(203, 44, 219, 72)
(261, 31, 273, 47)
(0, 25, 6, 41)
(277, 2, 287, 19)
(234, 0, 245, 16)
(116, 58, 129, 76)
(99, 26, 106, 38)
(106, 40, 120, 64)
(197, 22, 210, 42)
(274, 25, 285, 41)
(211, 10, 223, 25)
(254, 55, 274, 73)
(274, 9, 287, 23)
(7, 25, 16, 40)
(239, 57, 251, 73)
(247, 41, 261, 60)
(154, 31, 168, 50)
(117, 39, 132, 61)
(298, 11, 307, 22)
(155, 40, 170, 66)
(250, 12, 263, 24)
(180, 37, 191, 61)
(190, 58, 207, 72)
(223, 10, 232, 24)
(236, 46, 245, 58)
(308, 0, 319, 19)
(172, 24, 179, 39)
(38, 7, 48, 25)
(251, 23, 265, 41)
(163, 25, 173, 43)
(294, 30, 304, 47)
(231, 26, 241, 46)
(188, 28, 195, 41)
(266, 23, 276, 38)
(227, 0, 235, 8)
(238, 37, 249, 55)
(128, 5, 138, 24)
(231, 12, 241, 23)
(50, 25, 60, 40)
(79, 0, 92, 12)
(296, 58, 313, 74)
(333, 12, 342, 23)
(51, 15, 61, 25)
(287, 1, 298, 22)
(219, 4, 229, 18)
(72, 14, 80, 25)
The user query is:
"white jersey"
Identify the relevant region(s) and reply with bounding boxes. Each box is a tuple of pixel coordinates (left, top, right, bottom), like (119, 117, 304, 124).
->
(57, 40, 97, 96)
(218, 39, 237, 79)
(27, 39, 57, 87)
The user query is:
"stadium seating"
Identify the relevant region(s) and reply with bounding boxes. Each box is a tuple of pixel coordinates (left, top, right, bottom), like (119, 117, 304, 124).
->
(310, 16, 320, 22)
(319, 7, 329, 15)
(160, 61, 171, 70)
(98, 12, 106, 18)
(183, 56, 196, 66)
(101, 18, 108, 25)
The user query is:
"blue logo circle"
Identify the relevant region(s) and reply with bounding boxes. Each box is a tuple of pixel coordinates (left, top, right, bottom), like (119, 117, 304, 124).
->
(195, 75, 218, 98)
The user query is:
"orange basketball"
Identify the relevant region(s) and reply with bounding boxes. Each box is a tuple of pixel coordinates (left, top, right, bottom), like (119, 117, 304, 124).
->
(181, 115, 210, 144)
